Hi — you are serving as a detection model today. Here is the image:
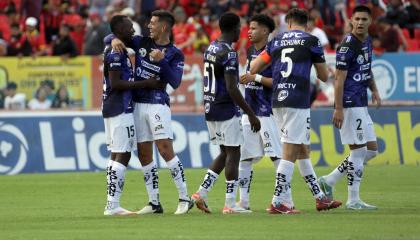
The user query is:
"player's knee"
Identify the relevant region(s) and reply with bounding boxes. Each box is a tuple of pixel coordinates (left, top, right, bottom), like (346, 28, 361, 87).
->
(156, 141, 175, 160)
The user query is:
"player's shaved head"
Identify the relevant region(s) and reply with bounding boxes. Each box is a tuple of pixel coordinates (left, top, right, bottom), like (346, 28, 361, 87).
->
(285, 8, 309, 27)
(250, 14, 275, 33)
(110, 15, 128, 34)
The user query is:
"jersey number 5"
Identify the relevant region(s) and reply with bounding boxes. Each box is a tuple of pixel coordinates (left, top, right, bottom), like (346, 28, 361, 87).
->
(204, 62, 216, 94)
(281, 48, 294, 78)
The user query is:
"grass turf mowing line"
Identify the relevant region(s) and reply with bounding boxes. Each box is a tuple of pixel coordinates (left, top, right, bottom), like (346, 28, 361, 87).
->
(0, 166, 419, 240)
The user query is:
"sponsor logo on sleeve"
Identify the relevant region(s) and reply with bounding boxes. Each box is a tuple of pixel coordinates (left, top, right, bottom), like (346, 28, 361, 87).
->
(339, 47, 349, 53)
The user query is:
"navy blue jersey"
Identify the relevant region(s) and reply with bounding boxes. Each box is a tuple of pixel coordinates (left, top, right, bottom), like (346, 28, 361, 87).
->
(266, 30, 325, 108)
(244, 45, 273, 116)
(336, 34, 372, 108)
(102, 46, 134, 118)
(130, 36, 184, 106)
(203, 40, 241, 121)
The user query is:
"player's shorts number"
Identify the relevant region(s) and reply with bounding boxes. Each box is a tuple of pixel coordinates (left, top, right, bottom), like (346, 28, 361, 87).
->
(281, 48, 294, 78)
(356, 118, 362, 130)
(126, 125, 135, 138)
(204, 62, 216, 94)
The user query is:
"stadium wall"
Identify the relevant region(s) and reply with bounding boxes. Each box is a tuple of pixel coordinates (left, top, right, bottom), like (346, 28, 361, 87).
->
(0, 107, 419, 175)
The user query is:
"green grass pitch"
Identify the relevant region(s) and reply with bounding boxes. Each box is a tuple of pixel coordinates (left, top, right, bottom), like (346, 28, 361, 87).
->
(1, 164, 419, 240)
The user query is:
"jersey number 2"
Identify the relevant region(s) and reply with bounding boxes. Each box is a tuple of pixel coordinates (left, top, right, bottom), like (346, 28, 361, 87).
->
(281, 48, 294, 78)
(204, 62, 216, 94)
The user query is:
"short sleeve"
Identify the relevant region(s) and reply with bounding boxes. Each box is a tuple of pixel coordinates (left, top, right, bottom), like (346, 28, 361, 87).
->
(223, 51, 238, 75)
(310, 37, 326, 63)
(107, 52, 124, 71)
(335, 44, 353, 70)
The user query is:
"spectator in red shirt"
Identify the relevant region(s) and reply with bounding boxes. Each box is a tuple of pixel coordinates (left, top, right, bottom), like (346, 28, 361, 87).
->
(40, 0, 64, 44)
(7, 23, 32, 56)
(172, 7, 197, 55)
(209, 15, 221, 42)
(24, 17, 48, 56)
(377, 17, 404, 52)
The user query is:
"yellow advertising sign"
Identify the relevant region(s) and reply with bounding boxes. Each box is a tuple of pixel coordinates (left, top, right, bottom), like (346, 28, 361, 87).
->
(0, 56, 92, 108)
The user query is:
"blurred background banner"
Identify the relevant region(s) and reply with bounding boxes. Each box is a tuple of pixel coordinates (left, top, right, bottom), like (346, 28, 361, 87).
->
(371, 53, 420, 101)
(0, 56, 92, 108)
(0, 108, 418, 175)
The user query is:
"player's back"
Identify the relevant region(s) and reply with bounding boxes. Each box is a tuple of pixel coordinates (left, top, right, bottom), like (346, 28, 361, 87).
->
(102, 46, 134, 118)
(267, 30, 325, 108)
(336, 34, 372, 108)
(203, 40, 240, 121)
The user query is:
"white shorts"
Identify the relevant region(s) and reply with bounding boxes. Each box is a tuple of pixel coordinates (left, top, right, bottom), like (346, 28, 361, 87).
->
(273, 108, 311, 145)
(340, 107, 376, 145)
(240, 114, 282, 161)
(207, 116, 243, 146)
(104, 113, 136, 152)
(134, 103, 173, 142)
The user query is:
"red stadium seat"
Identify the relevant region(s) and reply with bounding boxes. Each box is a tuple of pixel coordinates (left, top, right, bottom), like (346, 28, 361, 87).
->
(415, 29, 420, 41)
(402, 28, 411, 39)
(405, 39, 419, 52)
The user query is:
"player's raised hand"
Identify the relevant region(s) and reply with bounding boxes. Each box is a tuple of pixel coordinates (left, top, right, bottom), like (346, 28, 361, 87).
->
(239, 73, 254, 84)
(332, 109, 344, 129)
(149, 49, 165, 62)
(111, 38, 126, 53)
(371, 90, 381, 109)
(248, 114, 261, 133)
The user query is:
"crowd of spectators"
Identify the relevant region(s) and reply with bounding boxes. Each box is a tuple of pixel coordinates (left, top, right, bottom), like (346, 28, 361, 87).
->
(0, 80, 72, 110)
(0, 0, 418, 58)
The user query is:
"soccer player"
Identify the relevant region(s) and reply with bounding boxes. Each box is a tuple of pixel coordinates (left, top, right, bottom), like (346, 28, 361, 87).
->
(107, 10, 192, 215)
(237, 14, 282, 211)
(251, 8, 342, 214)
(191, 12, 261, 214)
(318, 5, 380, 210)
(102, 15, 161, 216)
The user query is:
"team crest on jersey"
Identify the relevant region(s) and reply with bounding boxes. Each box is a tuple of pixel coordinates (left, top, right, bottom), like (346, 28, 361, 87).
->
(357, 55, 364, 64)
(277, 90, 289, 102)
(357, 132, 364, 141)
(112, 54, 120, 62)
(139, 48, 147, 57)
(339, 47, 349, 53)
